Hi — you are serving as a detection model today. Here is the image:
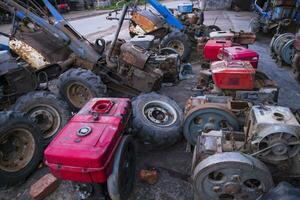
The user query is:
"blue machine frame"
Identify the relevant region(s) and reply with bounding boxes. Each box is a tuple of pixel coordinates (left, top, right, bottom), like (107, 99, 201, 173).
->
(146, 0, 184, 30)
(253, 0, 300, 32)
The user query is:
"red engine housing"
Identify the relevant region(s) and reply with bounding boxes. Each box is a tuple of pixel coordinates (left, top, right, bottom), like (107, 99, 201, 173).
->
(211, 60, 256, 90)
(44, 98, 131, 183)
(204, 40, 232, 61)
(218, 46, 259, 69)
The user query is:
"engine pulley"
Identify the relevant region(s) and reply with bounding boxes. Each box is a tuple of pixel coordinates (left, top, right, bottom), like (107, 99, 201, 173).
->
(193, 152, 274, 200)
(183, 105, 240, 145)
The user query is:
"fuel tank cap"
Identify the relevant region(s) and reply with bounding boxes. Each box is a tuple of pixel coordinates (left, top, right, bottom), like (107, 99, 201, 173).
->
(77, 126, 92, 137)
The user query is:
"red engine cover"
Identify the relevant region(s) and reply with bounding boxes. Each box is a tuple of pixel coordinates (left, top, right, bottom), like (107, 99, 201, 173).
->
(204, 40, 232, 61)
(211, 60, 256, 90)
(44, 98, 131, 183)
(218, 46, 259, 69)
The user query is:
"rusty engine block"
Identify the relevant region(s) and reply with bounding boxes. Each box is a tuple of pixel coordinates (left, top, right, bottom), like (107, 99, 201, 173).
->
(191, 101, 300, 200)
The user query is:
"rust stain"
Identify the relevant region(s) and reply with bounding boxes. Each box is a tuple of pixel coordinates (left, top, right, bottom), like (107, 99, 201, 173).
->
(9, 39, 49, 69)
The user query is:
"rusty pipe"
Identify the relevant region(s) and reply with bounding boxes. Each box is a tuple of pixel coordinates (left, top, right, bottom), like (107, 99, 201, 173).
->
(107, 4, 128, 59)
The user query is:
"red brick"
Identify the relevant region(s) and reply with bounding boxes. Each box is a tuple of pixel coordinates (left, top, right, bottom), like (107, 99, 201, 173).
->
(29, 173, 60, 200)
(139, 169, 158, 185)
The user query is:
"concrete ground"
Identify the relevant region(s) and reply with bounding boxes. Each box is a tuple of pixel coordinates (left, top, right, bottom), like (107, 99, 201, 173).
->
(1, 4, 300, 200)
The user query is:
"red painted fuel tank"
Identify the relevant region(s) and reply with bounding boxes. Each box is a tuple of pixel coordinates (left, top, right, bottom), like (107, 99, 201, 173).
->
(44, 98, 131, 183)
(218, 46, 259, 69)
(204, 40, 232, 61)
(211, 60, 256, 90)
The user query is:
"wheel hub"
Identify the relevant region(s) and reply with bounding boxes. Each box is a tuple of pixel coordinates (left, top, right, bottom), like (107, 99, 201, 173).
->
(143, 101, 177, 127)
(67, 83, 93, 109)
(146, 107, 169, 124)
(224, 182, 241, 195)
(167, 40, 185, 56)
(31, 110, 54, 131)
(0, 128, 35, 172)
(28, 105, 61, 139)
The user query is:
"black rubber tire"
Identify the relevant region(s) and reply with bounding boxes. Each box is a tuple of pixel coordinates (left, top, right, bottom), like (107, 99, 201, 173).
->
(0, 111, 43, 188)
(12, 91, 71, 146)
(57, 68, 107, 111)
(132, 92, 183, 147)
(161, 31, 192, 62)
(107, 135, 136, 200)
(207, 25, 221, 32)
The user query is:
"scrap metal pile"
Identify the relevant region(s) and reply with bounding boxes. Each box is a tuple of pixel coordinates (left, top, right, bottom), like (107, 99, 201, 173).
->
(270, 31, 300, 81)
(0, 0, 300, 200)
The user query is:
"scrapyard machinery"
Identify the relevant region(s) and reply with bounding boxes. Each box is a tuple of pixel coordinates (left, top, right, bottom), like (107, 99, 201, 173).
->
(107, 0, 221, 61)
(191, 103, 300, 200)
(250, 0, 300, 33)
(0, 0, 183, 187)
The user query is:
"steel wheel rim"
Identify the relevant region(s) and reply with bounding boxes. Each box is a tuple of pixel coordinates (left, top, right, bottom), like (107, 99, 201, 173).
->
(142, 100, 178, 127)
(274, 34, 295, 55)
(67, 82, 93, 109)
(272, 33, 293, 52)
(0, 128, 35, 172)
(28, 104, 61, 139)
(167, 40, 185, 56)
(281, 39, 296, 65)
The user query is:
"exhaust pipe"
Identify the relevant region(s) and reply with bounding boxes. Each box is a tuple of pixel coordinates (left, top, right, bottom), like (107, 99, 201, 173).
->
(107, 4, 128, 59)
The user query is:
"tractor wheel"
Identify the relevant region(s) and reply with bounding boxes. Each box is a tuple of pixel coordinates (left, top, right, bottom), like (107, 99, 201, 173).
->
(12, 91, 71, 145)
(107, 135, 136, 200)
(132, 92, 183, 147)
(161, 31, 192, 62)
(57, 68, 107, 111)
(207, 25, 221, 33)
(0, 111, 43, 187)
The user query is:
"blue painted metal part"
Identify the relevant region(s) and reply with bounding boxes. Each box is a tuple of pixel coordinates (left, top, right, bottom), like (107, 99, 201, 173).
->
(2, 0, 101, 63)
(43, 0, 64, 21)
(254, 1, 271, 18)
(0, 44, 9, 51)
(177, 3, 193, 14)
(281, 39, 295, 65)
(147, 0, 184, 30)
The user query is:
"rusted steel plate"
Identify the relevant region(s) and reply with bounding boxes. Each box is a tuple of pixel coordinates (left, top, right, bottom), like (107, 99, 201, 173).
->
(131, 10, 164, 33)
(120, 42, 150, 69)
(9, 39, 49, 69)
(233, 32, 256, 45)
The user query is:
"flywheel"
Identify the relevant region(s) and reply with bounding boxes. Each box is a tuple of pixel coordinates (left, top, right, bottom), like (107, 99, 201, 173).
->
(193, 152, 274, 200)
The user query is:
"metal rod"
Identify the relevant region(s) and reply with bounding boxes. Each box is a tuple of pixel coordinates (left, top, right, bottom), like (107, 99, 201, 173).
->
(107, 4, 128, 59)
